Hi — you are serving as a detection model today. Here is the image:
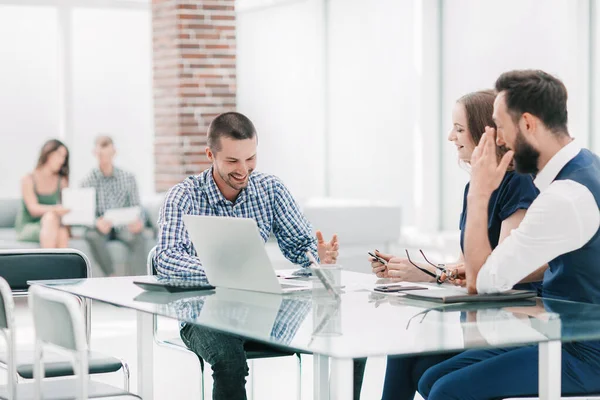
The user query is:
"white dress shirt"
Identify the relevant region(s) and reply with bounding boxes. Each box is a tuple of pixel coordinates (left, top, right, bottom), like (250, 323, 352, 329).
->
(476, 140, 600, 294)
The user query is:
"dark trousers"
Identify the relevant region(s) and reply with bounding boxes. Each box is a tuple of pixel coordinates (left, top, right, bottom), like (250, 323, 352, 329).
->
(381, 353, 459, 400)
(84, 228, 146, 276)
(181, 324, 367, 400)
(418, 345, 600, 400)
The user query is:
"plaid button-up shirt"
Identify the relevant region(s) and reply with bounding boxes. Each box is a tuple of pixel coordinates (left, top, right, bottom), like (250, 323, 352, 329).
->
(80, 167, 141, 216)
(155, 168, 318, 280)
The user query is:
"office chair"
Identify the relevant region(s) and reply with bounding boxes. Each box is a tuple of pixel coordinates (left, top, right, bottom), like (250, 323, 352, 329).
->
(0, 249, 130, 390)
(147, 246, 302, 400)
(29, 283, 141, 400)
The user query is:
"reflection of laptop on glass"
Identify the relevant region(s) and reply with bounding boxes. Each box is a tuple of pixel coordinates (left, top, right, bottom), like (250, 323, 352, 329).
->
(198, 288, 283, 337)
(182, 215, 311, 294)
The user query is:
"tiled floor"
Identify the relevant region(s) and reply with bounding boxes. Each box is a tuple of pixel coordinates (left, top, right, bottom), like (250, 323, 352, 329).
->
(8, 297, 420, 400)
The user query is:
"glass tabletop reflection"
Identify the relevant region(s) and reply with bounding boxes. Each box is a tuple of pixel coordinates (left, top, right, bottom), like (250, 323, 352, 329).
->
(29, 272, 600, 359)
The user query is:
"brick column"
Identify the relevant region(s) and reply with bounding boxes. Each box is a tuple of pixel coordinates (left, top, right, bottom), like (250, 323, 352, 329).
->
(152, 0, 236, 192)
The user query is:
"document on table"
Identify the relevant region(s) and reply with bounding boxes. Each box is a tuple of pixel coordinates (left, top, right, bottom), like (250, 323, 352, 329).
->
(61, 188, 96, 226)
(103, 206, 142, 226)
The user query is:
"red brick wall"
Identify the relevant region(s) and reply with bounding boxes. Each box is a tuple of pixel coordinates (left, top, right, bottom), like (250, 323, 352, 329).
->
(152, 0, 236, 192)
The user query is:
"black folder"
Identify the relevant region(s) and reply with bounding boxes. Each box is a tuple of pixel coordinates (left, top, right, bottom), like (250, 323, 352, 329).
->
(403, 288, 536, 304)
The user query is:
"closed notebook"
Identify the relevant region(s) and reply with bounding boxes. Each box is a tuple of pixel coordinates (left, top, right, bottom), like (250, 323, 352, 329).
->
(403, 288, 536, 304)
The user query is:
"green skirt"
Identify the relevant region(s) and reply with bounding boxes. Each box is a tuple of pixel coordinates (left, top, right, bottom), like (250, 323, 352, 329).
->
(16, 222, 42, 243)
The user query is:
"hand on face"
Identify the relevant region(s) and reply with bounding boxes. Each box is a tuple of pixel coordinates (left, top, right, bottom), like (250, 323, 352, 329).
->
(469, 127, 514, 198)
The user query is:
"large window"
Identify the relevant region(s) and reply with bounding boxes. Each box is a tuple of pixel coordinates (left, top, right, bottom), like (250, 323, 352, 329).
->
(0, 6, 60, 197)
(0, 1, 153, 199)
(70, 7, 153, 195)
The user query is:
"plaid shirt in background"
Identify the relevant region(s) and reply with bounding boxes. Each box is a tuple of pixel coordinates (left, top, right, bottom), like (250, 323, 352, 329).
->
(80, 167, 142, 218)
(155, 168, 319, 280)
(166, 294, 312, 345)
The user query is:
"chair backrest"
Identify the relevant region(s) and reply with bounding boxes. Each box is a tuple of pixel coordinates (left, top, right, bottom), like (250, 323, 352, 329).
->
(29, 285, 89, 400)
(0, 249, 91, 293)
(0, 198, 20, 228)
(147, 245, 157, 276)
(29, 285, 85, 352)
(0, 277, 13, 332)
(0, 276, 16, 399)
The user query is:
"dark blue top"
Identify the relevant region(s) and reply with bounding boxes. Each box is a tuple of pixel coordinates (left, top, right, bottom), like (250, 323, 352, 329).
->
(459, 170, 541, 293)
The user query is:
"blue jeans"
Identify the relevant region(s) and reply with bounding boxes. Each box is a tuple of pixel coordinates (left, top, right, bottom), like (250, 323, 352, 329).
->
(381, 353, 459, 400)
(181, 324, 367, 400)
(418, 345, 600, 400)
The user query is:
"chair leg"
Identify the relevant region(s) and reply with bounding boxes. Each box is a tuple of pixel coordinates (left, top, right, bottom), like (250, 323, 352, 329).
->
(121, 361, 131, 392)
(296, 353, 302, 400)
(196, 354, 205, 400)
(248, 359, 255, 400)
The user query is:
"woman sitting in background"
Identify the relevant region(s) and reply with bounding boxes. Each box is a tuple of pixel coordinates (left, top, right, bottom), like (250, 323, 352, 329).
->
(16, 139, 70, 248)
(371, 90, 541, 400)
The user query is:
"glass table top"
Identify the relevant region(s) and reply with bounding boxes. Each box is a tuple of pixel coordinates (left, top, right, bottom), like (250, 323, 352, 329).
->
(30, 272, 600, 359)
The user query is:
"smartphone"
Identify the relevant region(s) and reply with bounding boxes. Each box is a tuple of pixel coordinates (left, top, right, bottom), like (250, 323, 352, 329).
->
(374, 285, 427, 293)
(368, 251, 387, 265)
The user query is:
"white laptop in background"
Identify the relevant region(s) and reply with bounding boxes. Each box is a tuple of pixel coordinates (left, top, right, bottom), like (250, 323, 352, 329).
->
(182, 215, 311, 294)
(61, 188, 96, 226)
(103, 206, 141, 226)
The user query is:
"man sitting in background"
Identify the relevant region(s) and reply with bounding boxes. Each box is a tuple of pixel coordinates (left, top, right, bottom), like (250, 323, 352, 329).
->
(81, 135, 146, 276)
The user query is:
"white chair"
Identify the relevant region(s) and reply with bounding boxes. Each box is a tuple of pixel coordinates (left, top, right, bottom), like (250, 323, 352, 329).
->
(0, 249, 130, 390)
(28, 283, 141, 400)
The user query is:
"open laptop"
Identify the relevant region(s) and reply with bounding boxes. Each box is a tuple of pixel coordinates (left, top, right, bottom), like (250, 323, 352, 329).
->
(182, 215, 311, 294)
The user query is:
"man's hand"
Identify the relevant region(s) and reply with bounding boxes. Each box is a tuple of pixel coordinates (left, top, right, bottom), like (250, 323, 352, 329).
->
(469, 127, 514, 198)
(96, 217, 112, 235)
(316, 230, 339, 264)
(128, 218, 144, 234)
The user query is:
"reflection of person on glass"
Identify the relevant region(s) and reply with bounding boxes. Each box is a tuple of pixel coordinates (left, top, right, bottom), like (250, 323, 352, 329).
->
(371, 90, 540, 400)
(419, 70, 600, 399)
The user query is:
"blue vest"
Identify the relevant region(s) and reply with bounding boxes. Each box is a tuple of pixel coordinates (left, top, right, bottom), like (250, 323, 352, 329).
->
(543, 149, 600, 304)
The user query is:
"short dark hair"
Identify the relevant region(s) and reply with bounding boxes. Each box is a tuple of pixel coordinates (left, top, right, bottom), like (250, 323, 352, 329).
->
(36, 139, 69, 178)
(495, 69, 569, 135)
(207, 112, 257, 151)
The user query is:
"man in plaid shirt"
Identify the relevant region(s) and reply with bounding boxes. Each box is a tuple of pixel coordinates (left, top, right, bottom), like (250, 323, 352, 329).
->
(155, 112, 343, 399)
(81, 136, 146, 276)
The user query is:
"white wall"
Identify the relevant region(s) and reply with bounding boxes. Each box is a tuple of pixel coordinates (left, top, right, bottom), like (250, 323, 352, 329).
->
(327, 0, 417, 220)
(0, 3, 154, 199)
(0, 6, 60, 197)
(440, 0, 591, 229)
(237, 0, 420, 229)
(236, 0, 327, 201)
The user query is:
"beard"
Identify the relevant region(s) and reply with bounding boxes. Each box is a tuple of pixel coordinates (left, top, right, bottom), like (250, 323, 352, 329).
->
(512, 127, 540, 175)
(216, 165, 252, 191)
